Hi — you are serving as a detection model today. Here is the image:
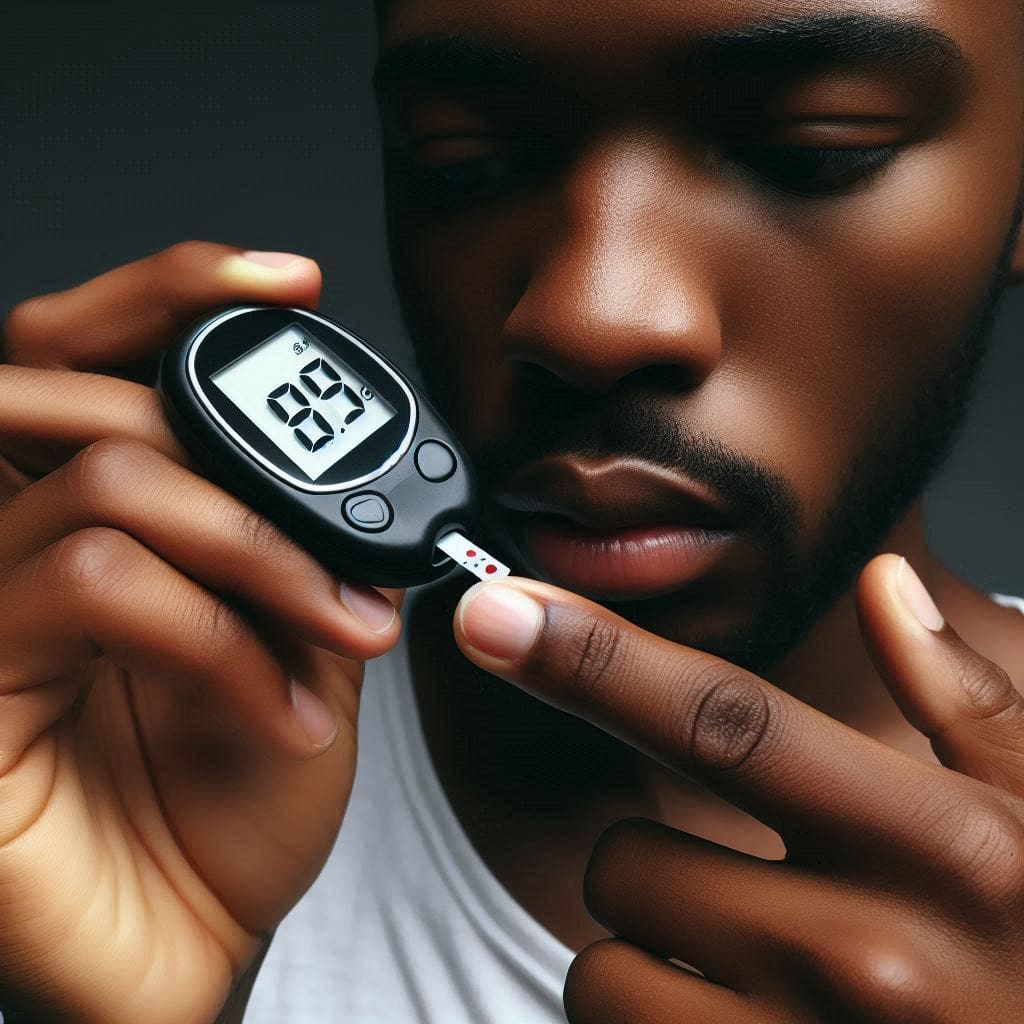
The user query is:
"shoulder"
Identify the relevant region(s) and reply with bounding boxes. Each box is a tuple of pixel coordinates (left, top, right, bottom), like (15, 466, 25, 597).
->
(990, 593, 1024, 616)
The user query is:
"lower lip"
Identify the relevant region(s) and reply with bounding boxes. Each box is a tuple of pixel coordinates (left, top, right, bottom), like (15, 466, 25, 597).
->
(519, 518, 735, 599)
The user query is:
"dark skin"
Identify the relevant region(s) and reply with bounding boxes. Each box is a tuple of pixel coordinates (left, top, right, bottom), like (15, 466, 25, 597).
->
(1, 1, 1024, 1022)
(379, 0, 1024, 1019)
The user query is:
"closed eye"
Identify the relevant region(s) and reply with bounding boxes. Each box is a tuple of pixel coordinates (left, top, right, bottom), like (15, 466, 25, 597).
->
(727, 143, 900, 196)
(389, 133, 542, 210)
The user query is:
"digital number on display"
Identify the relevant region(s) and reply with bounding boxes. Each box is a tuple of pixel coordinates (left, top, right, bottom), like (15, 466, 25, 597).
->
(211, 326, 398, 481)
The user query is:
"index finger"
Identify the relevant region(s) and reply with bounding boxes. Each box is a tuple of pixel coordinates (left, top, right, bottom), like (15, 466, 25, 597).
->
(453, 578, 963, 861)
(2, 241, 321, 371)
(0, 364, 190, 475)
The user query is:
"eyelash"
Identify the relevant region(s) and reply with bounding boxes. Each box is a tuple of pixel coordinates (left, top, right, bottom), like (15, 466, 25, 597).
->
(391, 137, 900, 209)
(727, 144, 900, 195)
(391, 140, 530, 210)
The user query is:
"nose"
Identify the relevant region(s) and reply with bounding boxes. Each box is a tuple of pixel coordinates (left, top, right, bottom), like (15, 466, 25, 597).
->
(502, 131, 723, 396)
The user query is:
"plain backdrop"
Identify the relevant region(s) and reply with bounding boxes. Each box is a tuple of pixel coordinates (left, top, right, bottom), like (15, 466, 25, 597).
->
(3, 3, 1023, 595)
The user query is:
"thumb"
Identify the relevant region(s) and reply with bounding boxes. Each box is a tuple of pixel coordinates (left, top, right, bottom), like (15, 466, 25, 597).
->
(2, 241, 322, 375)
(857, 553, 1024, 794)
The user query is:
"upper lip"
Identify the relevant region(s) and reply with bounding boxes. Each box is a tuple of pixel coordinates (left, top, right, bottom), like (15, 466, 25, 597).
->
(492, 455, 734, 531)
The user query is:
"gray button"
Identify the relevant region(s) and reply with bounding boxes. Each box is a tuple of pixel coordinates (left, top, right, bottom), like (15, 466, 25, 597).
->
(342, 492, 393, 532)
(415, 440, 457, 482)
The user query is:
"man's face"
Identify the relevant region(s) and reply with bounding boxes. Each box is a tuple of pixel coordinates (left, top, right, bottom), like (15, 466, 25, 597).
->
(375, 0, 1024, 674)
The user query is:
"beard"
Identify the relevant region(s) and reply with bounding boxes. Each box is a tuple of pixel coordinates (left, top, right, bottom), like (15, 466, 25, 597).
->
(391, 193, 1023, 800)
(701, 197, 1024, 678)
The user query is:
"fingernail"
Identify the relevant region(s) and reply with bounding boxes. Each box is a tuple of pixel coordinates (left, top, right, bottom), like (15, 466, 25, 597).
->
(458, 582, 544, 661)
(290, 679, 339, 750)
(241, 250, 308, 269)
(897, 558, 945, 633)
(340, 583, 397, 633)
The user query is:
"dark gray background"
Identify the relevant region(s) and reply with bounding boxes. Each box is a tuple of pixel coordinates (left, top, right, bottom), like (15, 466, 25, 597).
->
(3, 3, 1022, 595)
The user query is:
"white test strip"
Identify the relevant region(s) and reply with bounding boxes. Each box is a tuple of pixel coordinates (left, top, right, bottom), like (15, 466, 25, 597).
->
(436, 530, 511, 581)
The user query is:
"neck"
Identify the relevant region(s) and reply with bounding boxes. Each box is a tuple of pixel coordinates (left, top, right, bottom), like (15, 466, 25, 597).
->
(407, 499, 998, 949)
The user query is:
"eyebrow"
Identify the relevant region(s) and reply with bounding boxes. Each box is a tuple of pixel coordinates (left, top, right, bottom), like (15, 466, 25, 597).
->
(373, 12, 969, 95)
(689, 12, 967, 78)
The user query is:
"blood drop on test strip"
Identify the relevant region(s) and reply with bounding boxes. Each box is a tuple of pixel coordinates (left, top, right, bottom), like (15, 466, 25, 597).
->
(436, 530, 511, 581)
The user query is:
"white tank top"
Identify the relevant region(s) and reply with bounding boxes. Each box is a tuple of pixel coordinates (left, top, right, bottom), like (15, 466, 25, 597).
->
(246, 615, 573, 1024)
(246, 593, 1024, 1022)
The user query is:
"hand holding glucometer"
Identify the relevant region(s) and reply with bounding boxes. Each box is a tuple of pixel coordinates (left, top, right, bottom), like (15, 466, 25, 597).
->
(158, 305, 510, 588)
(0, 245, 423, 1024)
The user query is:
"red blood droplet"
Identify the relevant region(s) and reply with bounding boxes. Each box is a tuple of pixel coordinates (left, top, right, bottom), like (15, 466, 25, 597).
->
(486, 564, 497, 574)
(466, 550, 476, 558)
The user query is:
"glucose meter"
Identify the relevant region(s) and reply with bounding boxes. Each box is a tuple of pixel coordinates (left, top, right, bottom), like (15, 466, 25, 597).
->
(158, 305, 509, 588)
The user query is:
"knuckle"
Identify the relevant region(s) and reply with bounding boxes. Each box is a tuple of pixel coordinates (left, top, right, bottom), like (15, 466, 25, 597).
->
(563, 939, 630, 1022)
(934, 799, 1024, 910)
(682, 667, 779, 779)
(49, 527, 139, 602)
(569, 615, 626, 697)
(121, 383, 174, 444)
(178, 588, 249, 668)
(952, 648, 1021, 724)
(583, 817, 651, 915)
(225, 499, 292, 564)
(68, 438, 155, 514)
(817, 939, 934, 1019)
(2, 295, 51, 362)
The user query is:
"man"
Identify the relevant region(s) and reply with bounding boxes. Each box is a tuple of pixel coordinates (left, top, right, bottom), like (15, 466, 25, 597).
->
(1, 0, 1024, 1021)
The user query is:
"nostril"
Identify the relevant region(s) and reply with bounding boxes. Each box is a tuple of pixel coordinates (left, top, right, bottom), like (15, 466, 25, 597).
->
(501, 281, 722, 395)
(624, 362, 697, 394)
(510, 358, 614, 405)
(507, 349, 700, 399)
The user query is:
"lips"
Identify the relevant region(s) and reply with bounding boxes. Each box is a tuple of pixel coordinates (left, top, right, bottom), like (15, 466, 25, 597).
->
(492, 456, 739, 599)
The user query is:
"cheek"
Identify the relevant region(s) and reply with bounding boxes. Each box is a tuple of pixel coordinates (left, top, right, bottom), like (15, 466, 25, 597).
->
(720, 143, 1015, 532)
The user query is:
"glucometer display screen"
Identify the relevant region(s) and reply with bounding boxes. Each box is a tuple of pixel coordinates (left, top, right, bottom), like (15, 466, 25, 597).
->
(211, 324, 398, 481)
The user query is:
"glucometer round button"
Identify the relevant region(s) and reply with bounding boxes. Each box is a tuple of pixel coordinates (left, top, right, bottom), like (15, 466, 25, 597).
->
(415, 440, 457, 482)
(342, 492, 393, 532)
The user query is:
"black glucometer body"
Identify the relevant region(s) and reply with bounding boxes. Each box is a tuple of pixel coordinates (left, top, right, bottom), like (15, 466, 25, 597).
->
(158, 305, 477, 588)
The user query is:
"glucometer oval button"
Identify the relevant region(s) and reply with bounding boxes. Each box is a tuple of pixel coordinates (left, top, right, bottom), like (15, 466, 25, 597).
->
(415, 440, 457, 482)
(342, 492, 393, 532)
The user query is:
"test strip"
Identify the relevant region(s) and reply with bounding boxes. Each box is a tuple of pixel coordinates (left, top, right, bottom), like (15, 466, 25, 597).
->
(436, 530, 511, 581)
